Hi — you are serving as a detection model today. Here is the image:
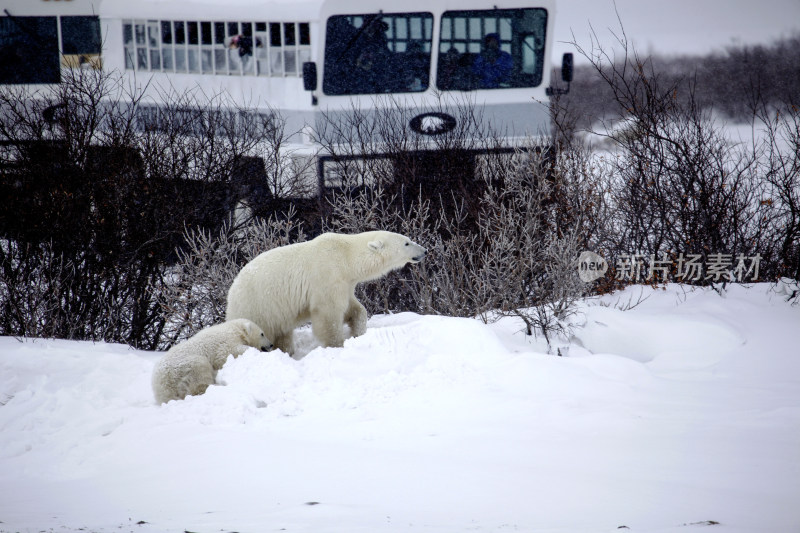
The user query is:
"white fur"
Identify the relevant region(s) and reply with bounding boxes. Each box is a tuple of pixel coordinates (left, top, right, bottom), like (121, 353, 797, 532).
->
(225, 231, 426, 354)
(152, 318, 272, 404)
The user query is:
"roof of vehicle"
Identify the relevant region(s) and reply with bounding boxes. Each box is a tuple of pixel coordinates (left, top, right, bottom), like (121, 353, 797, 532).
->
(99, 0, 325, 21)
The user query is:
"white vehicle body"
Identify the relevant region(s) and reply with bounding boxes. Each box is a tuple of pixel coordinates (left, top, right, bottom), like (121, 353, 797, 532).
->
(3, 0, 565, 196)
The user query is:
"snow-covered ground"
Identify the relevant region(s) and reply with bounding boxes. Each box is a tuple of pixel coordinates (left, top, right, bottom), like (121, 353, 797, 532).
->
(1, 283, 799, 533)
(578, 113, 786, 155)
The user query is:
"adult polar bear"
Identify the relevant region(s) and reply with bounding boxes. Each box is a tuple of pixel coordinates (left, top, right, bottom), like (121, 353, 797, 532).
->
(226, 231, 426, 354)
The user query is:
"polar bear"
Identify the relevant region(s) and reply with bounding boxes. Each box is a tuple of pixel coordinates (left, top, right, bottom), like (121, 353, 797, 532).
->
(152, 318, 273, 404)
(225, 231, 426, 354)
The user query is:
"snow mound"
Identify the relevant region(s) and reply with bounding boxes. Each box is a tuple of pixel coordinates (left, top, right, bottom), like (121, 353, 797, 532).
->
(575, 303, 745, 368)
(173, 313, 510, 422)
(0, 284, 798, 533)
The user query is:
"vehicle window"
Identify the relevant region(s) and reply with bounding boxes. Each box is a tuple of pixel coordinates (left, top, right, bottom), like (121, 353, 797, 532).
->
(437, 8, 546, 90)
(0, 16, 59, 84)
(122, 19, 311, 76)
(323, 12, 433, 95)
(61, 16, 101, 55)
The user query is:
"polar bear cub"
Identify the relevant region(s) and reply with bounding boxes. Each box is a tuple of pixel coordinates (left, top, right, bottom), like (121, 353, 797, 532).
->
(226, 231, 426, 354)
(152, 318, 272, 404)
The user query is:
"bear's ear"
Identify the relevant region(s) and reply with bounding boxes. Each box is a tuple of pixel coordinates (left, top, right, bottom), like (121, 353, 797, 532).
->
(368, 240, 384, 251)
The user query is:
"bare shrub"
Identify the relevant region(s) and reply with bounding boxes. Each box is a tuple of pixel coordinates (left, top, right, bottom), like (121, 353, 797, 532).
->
(470, 143, 595, 345)
(158, 210, 307, 349)
(0, 67, 304, 348)
(755, 101, 800, 281)
(0, 68, 168, 347)
(321, 135, 602, 346)
(568, 29, 779, 284)
(313, 92, 509, 228)
(558, 34, 800, 134)
(0, 238, 168, 346)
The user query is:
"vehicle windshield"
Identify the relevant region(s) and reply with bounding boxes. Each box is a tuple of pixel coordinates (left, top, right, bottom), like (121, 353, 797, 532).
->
(0, 16, 59, 84)
(323, 12, 433, 95)
(437, 8, 547, 90)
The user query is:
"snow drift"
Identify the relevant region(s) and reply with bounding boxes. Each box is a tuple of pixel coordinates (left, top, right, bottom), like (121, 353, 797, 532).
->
(1, 284, 798, 533)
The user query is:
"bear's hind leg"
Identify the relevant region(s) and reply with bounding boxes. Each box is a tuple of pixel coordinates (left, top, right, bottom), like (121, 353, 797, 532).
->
(187, 381, 212, 397)
(176, 357, 215, 400)
(344, 296, 368, 338)
(273, 330, 296, 355)
(310, 308, 346, 348)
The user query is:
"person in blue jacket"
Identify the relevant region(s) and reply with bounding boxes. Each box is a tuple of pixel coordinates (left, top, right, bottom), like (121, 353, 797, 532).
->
(471, 33, 513, 88)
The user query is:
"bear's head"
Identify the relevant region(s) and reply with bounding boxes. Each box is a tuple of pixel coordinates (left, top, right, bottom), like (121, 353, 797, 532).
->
(234, 318, 274, 352)
(365, 231, 427, 275)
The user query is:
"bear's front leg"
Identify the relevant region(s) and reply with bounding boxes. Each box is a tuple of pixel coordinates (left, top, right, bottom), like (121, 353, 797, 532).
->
(344, 295, 368, 338)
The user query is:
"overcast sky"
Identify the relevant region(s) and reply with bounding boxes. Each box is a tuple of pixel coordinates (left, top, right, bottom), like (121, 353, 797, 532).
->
(553, 0, 800, 63)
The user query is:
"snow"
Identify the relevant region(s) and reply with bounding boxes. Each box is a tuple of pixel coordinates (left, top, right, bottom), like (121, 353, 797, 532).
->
(1, 284, 799, 533)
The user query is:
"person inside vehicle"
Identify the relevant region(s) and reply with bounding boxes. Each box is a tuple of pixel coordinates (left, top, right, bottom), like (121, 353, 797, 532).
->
(229, 34, 261, 57)
(471, 32, 512, 88)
